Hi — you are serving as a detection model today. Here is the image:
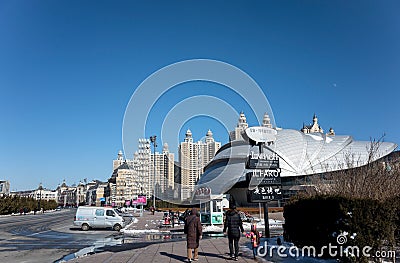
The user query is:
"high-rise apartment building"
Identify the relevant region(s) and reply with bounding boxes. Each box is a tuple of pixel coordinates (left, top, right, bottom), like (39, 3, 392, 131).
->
(229, 112, 249, 141)
(179, 129, 221, 200)
(149, 143, 175, 200)
(110, 138, 175, 203)
(0, 180, 10, 197)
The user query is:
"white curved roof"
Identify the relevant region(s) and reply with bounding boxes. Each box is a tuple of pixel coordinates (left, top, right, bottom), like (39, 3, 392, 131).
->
(196, 129, 397, 196)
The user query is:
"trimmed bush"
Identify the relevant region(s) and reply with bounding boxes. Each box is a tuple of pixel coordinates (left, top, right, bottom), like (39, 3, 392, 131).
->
(0, 195, 58, 215)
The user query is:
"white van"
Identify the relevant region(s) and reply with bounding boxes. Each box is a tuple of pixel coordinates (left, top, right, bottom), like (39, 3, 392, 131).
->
(74, 206, 125, 231)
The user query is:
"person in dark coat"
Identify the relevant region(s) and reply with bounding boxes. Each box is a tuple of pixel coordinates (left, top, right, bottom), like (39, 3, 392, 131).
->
(184, 208, 202, 262)
(223, 206, 244, 261)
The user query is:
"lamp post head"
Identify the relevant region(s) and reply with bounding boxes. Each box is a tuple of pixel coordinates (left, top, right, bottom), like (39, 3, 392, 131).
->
(150, 135, 157, 147)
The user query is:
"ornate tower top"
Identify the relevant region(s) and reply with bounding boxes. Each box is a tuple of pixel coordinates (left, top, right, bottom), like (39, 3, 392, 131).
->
(163, 143, 169, 153)
(118, 150, 123, 161)
(313, 113, 318, 123)
(262, 112, 272, 128)
(237, 111, 249, 129)
(185, 129, 193, 142)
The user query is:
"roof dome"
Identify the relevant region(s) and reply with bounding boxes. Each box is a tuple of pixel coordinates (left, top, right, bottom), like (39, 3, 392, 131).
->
(197, 128, 397, 198)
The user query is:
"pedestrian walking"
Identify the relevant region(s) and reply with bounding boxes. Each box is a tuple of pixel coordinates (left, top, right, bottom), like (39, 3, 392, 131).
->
(246, 223, 261, 259)
(184, 208, 202, 262)
(169, 210, 175, 228)
(223, 206, 244, 261)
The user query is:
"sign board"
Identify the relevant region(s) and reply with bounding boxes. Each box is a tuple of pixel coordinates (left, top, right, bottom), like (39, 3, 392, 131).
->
(133, 195, 147, 205)
(245, 126, 277, 143)
(247, 185, 283, 202)
(194, 187, 211, 201)
(247, 169, 281, 186)
(247, 158, 280, 169)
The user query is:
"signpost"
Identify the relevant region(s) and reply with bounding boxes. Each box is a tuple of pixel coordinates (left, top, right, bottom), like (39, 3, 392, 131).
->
(247, 169, 282, 186)
(245, 126, 281, 238)
(247, 185, 283, 202)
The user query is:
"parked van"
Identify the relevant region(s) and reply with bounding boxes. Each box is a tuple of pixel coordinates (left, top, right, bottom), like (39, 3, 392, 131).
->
(74, 206, 125, 231)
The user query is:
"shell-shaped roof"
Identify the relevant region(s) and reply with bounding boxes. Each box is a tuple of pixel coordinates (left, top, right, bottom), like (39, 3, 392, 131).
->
(197, 129, 397, 196)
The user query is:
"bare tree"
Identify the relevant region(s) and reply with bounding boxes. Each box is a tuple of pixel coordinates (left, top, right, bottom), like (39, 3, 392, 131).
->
(302, 137, 400, 201)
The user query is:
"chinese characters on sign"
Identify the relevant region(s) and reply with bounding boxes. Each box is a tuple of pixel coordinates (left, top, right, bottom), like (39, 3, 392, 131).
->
(245, 127, 278, 143)
(246, 146, 282, 202)
(247, 185, 283, 202)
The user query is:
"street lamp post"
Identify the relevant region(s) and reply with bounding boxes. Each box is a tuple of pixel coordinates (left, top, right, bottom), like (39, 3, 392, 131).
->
(150, 136, 157, 210)
(37, 183, 43, 213)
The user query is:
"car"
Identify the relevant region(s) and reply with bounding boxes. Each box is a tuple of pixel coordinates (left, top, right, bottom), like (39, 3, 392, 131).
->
(73, 206, 125, 231)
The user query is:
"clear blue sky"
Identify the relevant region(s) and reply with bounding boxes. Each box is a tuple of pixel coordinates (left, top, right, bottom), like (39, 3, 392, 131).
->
(1, 1, 399, 191)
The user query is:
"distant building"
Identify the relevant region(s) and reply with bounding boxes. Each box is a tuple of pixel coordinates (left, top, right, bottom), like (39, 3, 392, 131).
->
(108, 162, 135, 207)
(179, 129, 221, 200)
(32, 184, 57, 202)
(86, 181, 108, 206)
(136, 138, 151, 198)
(109, 138, 175, 205)
(11, 183, 57, 202)
(301, 114, 324, 134)
(113, 150, 125, 170)
(229, 112, 249, 141)
(150, 143, 175, 200)
(10, 190, 33, 199)
(0, 180, 10, 196)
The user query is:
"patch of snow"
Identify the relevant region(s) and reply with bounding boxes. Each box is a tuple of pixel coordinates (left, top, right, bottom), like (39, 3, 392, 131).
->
(203, 225, 223, 233)
(122, 229, 165, 234)
(243, 219, 284, 231)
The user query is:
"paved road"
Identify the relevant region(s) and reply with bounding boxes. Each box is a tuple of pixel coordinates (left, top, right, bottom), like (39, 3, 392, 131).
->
(0, 209, 122, 263)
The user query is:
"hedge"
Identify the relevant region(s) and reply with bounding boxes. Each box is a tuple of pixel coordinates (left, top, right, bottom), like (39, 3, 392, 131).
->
(0, 195, 58, 215)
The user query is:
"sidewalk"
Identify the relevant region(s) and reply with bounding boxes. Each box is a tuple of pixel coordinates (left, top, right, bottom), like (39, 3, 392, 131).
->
(67, 211, 271, 263)
(68, 237, 258, 263)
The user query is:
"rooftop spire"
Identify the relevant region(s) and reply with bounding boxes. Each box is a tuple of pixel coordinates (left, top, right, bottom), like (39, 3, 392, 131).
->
(262, 112, 272, 128)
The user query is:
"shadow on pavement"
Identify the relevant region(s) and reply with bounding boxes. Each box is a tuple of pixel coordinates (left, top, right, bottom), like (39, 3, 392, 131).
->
(198, 251, 228, 259)
(159, 252, 187, 261)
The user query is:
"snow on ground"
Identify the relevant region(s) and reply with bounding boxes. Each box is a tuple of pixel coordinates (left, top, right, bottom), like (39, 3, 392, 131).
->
(203, 225, 223, 232)
(122, 229, 163, 234)
(243, 218, 284, 231)
(202, 218, 284, 233)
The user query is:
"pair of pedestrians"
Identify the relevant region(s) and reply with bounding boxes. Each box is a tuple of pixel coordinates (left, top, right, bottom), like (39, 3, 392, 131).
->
(184, 206, 245, 262)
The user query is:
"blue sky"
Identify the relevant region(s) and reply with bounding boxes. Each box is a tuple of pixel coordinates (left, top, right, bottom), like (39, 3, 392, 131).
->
(1, 1, 399, 191)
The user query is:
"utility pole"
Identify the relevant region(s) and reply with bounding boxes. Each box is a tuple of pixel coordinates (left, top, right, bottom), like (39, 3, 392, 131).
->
(259, 142, 270, 238)
(150, 135, 157, 210)
(37, 183, 43, 213)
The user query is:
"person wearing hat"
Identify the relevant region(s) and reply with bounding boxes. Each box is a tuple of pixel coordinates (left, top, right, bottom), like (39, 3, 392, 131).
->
(223, 206, 244, 261)
(184, 208, 202, 262)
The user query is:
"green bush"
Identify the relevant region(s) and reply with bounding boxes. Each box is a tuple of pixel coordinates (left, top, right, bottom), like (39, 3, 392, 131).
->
(0, 195, 58, 215)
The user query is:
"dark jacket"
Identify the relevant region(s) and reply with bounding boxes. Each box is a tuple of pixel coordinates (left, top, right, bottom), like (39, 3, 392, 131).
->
(185, 208, 202, 249)
(223, 209, 244, 238)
